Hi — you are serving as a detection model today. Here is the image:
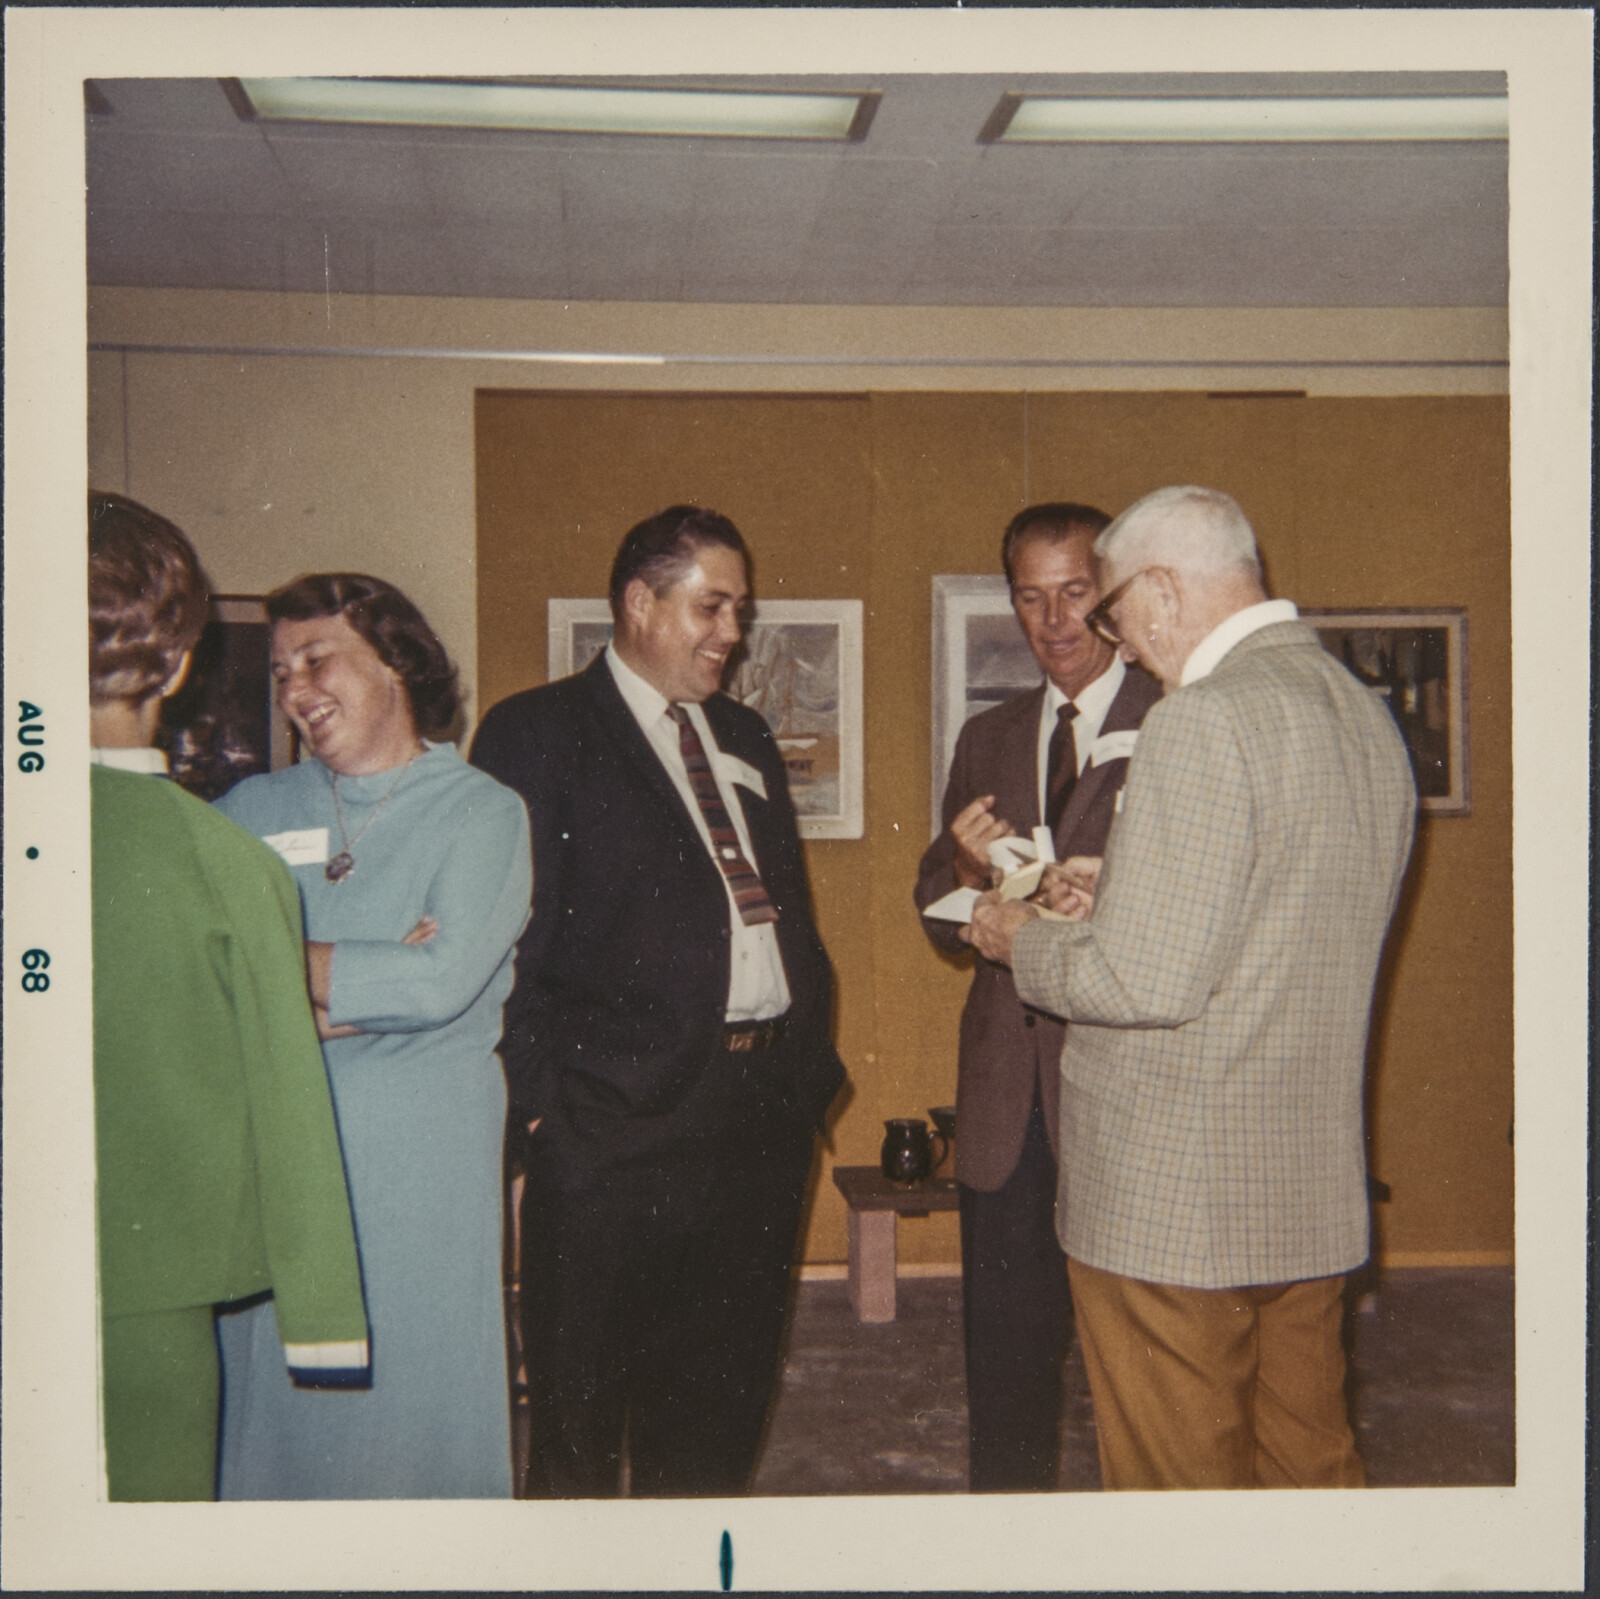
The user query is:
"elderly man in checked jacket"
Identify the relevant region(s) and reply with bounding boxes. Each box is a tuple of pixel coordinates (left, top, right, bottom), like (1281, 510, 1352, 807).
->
(970, 485, 1415, 1491)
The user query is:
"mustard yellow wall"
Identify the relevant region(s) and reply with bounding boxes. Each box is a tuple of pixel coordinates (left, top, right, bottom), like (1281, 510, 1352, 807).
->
(84, 291, 1510, 1270)
(477, 390, 1511, 1269)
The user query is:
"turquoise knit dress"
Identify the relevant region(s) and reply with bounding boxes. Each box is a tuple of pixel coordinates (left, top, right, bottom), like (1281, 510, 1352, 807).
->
(214, 742, 530, 1499)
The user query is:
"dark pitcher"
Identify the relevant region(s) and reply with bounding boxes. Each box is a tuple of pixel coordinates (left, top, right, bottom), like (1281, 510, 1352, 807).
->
(881, 1117, 935, 1186)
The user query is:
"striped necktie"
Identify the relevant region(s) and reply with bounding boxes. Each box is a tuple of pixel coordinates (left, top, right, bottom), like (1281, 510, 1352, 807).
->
(1045, 701, 1080, 836)
(667, 704, 779, 928)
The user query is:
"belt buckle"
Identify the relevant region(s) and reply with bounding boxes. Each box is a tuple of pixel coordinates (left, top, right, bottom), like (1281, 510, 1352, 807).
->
(724, 1017, 779, 1053)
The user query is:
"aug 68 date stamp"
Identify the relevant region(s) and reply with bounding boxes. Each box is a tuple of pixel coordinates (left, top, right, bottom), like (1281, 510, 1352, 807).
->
(15, 705, 50, 986)
(17, 700, 44, 772)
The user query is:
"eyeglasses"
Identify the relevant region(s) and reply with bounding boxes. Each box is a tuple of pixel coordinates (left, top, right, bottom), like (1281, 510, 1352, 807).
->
(1085, 567, 1157, 645)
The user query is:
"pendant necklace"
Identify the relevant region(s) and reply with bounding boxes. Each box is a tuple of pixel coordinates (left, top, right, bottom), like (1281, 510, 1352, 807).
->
(325, 749, 420, 883)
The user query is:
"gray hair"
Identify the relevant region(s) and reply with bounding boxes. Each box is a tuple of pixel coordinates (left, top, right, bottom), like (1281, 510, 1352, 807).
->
(1095, 486, 1262, 581)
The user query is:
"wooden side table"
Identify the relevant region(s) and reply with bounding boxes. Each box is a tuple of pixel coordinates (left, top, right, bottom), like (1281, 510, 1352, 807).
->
(831, 1165, 960, 1323)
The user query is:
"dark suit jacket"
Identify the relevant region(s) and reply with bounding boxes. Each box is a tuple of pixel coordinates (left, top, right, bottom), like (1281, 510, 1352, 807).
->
(471, 654, 846, 1166)
(914, 664, 1163, 1190)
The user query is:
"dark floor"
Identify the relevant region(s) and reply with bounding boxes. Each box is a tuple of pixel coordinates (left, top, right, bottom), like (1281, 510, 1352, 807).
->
(510, 1266, 1513, 1495)
(748, 1266, 1514, 1494)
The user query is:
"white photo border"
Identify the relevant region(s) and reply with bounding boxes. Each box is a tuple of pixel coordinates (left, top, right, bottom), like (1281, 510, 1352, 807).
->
(2, 8, 1588, 1593)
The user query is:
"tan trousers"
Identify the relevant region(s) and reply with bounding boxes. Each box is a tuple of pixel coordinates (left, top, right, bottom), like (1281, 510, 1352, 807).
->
(1067, 1257, 1364, 1490)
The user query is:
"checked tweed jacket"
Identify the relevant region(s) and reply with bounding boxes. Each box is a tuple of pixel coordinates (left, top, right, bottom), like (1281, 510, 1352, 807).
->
(1011, 619, 1416, 1289)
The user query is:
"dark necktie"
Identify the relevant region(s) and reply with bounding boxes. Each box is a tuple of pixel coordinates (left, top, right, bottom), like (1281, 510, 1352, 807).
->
(667, 704, 779, 928)
(1045, 701, 1080, 835)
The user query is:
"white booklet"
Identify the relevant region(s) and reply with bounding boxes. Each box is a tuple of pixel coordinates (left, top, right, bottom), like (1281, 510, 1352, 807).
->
(922, 830, 1068, 924)
(923, 884, 982, 923)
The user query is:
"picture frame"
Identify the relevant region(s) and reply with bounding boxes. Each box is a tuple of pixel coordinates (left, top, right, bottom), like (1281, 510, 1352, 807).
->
(157, 594, 294, 799)
(548, 597, 864, 839)
(1303, 607, 1471, 816)
(929, 574, 1040, 837)
(929, 586, 1472, 828)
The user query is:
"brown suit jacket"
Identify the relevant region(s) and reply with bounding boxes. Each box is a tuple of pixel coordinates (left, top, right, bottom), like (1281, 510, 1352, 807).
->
(915, 663, 1163, 1190)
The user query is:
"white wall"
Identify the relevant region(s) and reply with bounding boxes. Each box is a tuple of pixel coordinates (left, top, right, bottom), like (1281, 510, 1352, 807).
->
(89, 346, 480, 717)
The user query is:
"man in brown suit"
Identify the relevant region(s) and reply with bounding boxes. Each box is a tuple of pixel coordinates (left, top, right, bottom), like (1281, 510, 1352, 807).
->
(915, 504, 1161, 1490)
(971, 486, 1414, 1489)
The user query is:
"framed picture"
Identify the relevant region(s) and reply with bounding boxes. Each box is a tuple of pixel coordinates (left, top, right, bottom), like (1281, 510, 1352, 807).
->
(548, 597, 864, 839)
(929, 575, 1040, 837)
(1303, 607, 1471, 815)
(157, 594, 294, 800)
(929, 586, 1472, 827)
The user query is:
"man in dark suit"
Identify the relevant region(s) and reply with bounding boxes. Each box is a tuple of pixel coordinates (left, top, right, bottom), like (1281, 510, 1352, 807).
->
(471, 505, 846, 1499)
(915, 503, 1161, 1491)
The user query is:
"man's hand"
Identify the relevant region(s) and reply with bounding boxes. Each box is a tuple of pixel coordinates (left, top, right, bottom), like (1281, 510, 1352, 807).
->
(961, 890, 1038, 967)
(1036, 856, 1102, 920)
(950, 795, 1017, 890)
(402, 914, 441, 946)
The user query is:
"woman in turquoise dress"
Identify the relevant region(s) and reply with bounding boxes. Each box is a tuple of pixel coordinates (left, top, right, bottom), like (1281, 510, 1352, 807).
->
(215, 573, 531, 1499)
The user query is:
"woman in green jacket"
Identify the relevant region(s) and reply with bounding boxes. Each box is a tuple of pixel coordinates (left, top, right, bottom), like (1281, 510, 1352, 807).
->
(89, 492, 368, 1501)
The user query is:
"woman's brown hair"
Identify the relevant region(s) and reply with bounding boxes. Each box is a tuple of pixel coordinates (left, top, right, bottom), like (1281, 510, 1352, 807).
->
(88, 491, 210, 705)
(267, 573, 461, 739)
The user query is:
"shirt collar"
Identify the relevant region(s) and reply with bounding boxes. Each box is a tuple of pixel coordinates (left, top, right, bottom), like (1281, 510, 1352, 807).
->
(1180, 599, 1299, 687)
(605, 641, 674, 726)
(1044, 652, 1125, 720)
(90, 746, 169, 774)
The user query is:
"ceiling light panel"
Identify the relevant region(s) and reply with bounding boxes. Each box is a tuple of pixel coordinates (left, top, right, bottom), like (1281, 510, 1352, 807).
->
(982, 94, 1508, 144)
(230, 79, 878, 141)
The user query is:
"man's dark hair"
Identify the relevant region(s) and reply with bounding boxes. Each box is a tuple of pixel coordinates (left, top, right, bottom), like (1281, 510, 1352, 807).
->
(1000, 502, 1112, 587)
(89, 490, 211, 705)
(266, 573, 461, 738)
(608, 505, 748, 620)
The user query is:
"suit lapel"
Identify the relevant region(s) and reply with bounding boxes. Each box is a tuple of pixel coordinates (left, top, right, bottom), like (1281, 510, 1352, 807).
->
(1053, 744, 1119, 850)
(701, 693, 771, 839)
(1051, 665, 1159, 849)
(1099, 664, 1162, 736)
(701, 691, 759, 768)
(581, 655, 704, 842)
(995, 685, 1047, 832)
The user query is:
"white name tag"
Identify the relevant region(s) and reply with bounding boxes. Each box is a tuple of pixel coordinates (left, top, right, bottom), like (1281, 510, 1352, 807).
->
(263, 827, 330, 866)
(717, 754, 768, 800)
(1087, 729, 1139, 767)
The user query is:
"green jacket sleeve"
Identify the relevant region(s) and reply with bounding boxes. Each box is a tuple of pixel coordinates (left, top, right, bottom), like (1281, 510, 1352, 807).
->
(215, 833, 370, 1360)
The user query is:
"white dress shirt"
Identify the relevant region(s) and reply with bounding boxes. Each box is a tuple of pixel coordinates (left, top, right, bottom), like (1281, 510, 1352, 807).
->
(606, 645, 791, 1023)
(1035, 654, 1127, 823)
(1180, 598, 1299, 687)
